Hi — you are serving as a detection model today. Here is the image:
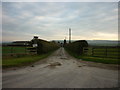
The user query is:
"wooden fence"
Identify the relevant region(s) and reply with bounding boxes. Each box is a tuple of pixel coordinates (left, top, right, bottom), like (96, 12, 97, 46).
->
(2, 46, 37, 57)
(83, 46, 119, 59)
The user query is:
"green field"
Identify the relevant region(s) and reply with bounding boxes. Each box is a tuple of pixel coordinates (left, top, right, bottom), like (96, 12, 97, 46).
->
(65, 47, 119, 64)
(78, 56, 119, 64)
(2, 51, 54, 68)
(2, 46, 28, 54)
(83, 47, 119, 59)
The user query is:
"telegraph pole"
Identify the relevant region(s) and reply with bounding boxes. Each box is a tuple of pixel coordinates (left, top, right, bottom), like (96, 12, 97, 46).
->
(69, 28, 71, 43)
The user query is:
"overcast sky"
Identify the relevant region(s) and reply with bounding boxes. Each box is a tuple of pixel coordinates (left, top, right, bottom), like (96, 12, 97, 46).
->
(2, 2, 118, 41)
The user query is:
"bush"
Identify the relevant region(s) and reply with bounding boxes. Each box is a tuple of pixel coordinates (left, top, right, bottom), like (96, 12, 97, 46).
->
(65, 40, 88, 55)
(31, 39, 59, 54)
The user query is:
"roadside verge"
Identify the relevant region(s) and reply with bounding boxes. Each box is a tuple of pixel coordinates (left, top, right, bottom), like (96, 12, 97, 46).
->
(2, 49, 58, 68)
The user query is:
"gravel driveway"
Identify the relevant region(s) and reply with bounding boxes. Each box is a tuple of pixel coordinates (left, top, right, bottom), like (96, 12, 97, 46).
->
(2, 47, 119, 88)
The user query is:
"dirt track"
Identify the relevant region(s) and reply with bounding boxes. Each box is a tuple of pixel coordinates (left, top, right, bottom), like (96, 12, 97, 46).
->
(2, 47, 119, 88)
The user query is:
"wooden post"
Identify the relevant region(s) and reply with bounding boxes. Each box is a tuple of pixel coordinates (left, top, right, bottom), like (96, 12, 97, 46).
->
(69, 28, 71, 43)
(25, 42, 26, 54)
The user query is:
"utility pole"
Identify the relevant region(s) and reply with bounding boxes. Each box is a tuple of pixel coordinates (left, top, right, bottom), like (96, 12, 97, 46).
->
(69, 28, 71, 43)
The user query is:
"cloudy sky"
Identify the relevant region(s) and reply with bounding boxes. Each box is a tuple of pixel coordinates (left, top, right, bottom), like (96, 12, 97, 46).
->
(2, 2, 118, 41)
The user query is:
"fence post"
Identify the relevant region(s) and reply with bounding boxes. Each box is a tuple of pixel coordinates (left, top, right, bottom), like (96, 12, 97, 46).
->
(25, 42, 26, 54)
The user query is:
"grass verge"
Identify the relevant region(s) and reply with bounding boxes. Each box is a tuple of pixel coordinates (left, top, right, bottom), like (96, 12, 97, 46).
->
(65, 48, 119, 64)
(2, 50, 55, 68)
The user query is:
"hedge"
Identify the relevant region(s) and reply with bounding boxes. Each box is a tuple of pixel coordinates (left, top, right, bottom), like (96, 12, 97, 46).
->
(65, 40, 88, 55)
